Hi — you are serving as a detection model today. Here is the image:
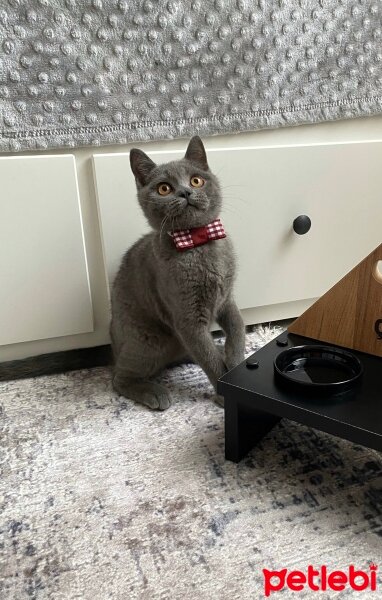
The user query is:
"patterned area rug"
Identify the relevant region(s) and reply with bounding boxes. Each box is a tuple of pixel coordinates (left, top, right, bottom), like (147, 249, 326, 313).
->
(1, 325, 381, 599)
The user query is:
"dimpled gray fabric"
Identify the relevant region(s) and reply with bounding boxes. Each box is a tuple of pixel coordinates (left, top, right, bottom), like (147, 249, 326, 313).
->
(1, 0, 382, 152)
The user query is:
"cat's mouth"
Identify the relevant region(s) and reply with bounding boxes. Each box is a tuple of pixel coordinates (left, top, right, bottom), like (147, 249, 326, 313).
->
(167, 198, 208, 224)
(186, 199, 202, 209)
(174, 197, 204, 212)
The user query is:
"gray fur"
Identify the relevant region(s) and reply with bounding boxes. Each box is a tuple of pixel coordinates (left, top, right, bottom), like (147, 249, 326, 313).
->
(110, 136, 245, 410)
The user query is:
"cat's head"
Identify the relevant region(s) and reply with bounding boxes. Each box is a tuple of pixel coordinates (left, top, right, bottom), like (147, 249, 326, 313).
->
(129, 136, 222, 231)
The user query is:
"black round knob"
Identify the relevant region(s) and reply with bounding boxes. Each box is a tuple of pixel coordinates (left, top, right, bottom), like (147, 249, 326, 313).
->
(293, 215, 311, 235)
(246, 357, 259, 369)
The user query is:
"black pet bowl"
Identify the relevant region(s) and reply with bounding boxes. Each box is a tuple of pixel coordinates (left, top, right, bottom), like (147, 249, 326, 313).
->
(274, 344, 363, 395)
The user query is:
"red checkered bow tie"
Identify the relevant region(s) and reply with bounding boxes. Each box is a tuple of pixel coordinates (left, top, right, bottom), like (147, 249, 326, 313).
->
(168, 218, 227, 251)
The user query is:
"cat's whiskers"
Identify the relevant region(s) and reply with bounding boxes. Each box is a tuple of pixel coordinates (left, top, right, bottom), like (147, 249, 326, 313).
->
(220, 183, 246, 190)
(159, 214, 170, 243)
(220, 206, 237, 216)
(171, 216, 178, 232)
(223, 197, 248, 212)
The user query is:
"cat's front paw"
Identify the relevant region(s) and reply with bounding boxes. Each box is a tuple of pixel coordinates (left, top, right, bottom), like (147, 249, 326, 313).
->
(225, 353, 245, 371)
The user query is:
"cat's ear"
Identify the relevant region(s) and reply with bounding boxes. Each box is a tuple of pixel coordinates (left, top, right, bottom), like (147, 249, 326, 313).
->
(130, 149, 156, 186)
(185, 136, 209, 171)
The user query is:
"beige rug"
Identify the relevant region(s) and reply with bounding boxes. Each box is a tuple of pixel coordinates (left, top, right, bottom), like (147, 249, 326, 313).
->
(0, 325, 381, 599)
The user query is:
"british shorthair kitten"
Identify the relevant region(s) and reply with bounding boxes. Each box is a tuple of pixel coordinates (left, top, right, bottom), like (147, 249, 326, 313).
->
(110, 136, 245, 409)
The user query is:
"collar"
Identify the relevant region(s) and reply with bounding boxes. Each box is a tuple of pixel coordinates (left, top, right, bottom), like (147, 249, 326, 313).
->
(168, 218, 226, 252)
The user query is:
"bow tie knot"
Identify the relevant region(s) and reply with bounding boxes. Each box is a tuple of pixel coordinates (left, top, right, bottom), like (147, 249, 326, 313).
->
(168, 219, 226, 251)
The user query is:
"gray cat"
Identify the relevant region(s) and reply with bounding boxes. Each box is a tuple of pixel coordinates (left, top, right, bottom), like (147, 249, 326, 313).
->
(110, 136, 245, 410)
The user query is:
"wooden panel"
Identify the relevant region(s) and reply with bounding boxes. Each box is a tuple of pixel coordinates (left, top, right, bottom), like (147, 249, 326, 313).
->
(0, 155, 93, 346)
(289, 243, 382, 357)
(93, 142, 382, 312)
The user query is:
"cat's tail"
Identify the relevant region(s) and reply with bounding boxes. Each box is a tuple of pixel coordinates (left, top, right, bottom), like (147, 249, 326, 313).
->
(0, 345, 113, 382)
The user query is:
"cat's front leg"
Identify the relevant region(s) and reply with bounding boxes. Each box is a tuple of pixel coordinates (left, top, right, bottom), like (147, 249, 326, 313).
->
(217, 299, 245, 370)
(175, 321, 227, 391)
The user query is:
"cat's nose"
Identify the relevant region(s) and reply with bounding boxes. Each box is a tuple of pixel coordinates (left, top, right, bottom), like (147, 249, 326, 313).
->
(178, 189, 191, 199)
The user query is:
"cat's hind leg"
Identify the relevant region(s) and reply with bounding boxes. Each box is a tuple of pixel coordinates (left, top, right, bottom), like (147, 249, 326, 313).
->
(114, 376, 171, 411)
(112, 336, 184, 411)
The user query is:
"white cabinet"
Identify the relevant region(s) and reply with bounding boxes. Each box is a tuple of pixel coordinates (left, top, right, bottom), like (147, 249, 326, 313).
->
(93, 141, 382, 317)
(0, 155, 93, 346)
(2, 116, 382, 361)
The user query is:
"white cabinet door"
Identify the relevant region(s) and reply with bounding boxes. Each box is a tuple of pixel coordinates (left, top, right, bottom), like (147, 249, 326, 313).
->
(0, 155, 93, 346)
(93, 142, 382, 311)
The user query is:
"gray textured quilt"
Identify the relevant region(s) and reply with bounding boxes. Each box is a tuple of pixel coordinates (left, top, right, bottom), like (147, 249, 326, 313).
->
(1, 0, 382, 152)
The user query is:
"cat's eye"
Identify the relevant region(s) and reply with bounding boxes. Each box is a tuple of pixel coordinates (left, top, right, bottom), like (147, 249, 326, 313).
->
(190, 175, 205, 188)
(157, 183, 172, 196)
